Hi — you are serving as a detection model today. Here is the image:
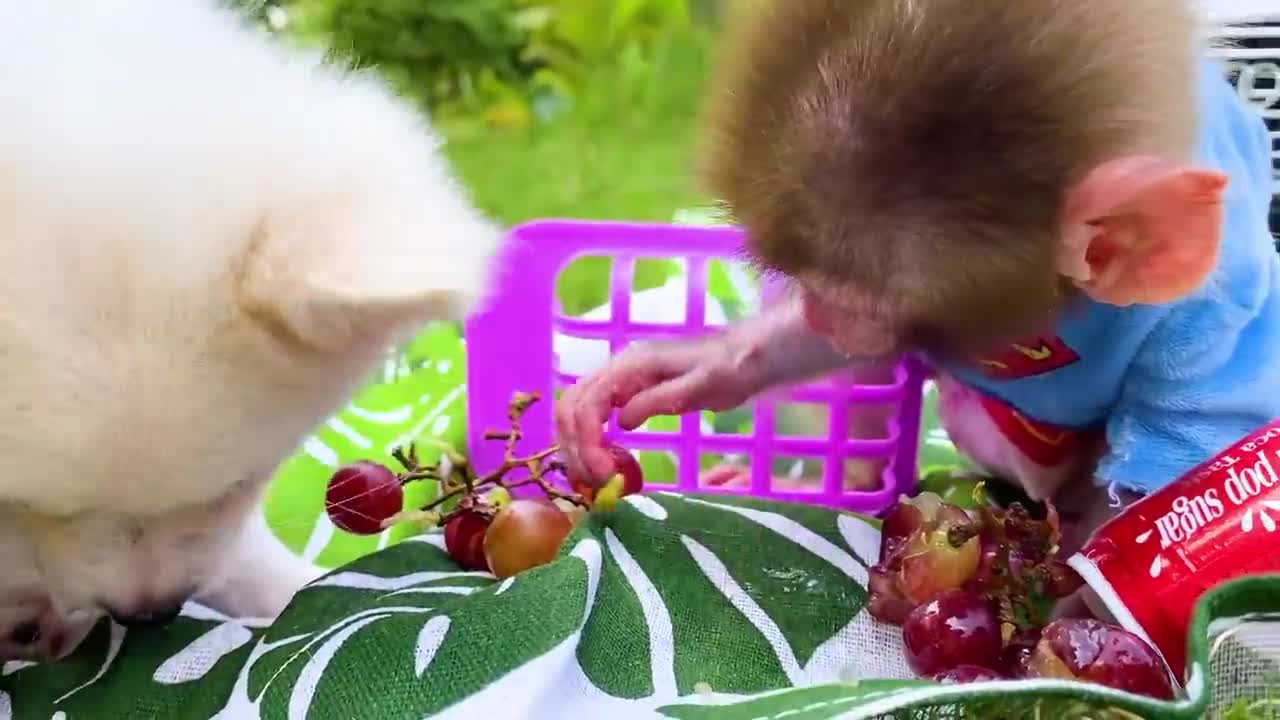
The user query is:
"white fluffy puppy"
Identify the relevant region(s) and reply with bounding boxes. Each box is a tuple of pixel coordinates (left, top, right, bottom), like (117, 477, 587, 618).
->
(0, 0, 497, 661)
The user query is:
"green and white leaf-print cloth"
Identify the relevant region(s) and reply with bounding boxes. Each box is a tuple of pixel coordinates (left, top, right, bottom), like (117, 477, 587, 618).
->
(261, 321, 468, 570)
(2, 490, 1275, 719)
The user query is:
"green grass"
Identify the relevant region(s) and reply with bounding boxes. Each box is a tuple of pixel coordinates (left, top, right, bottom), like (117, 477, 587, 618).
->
(440, 29, 716, 226)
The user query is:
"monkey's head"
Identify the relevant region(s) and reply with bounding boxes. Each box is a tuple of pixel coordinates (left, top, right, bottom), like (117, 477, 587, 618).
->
(701, 0, 1228, 362)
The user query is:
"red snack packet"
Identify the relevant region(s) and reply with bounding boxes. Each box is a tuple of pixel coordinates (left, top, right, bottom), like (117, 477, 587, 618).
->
(1068, 420, 1280, 675)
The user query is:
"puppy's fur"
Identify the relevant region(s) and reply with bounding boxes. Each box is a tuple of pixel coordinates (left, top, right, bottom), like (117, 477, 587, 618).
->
(0, 0, 497, 660)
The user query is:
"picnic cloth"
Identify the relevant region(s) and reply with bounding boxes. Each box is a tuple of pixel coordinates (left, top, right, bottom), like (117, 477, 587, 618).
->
(1, 321, 1275, 719)
(3, 229, 1278, 719)
(1, 484, 1274, 719)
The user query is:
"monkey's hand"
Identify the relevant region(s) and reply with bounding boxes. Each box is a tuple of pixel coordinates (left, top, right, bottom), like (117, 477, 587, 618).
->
(555, 335, 770, 485)
(556, 301, 850, 485)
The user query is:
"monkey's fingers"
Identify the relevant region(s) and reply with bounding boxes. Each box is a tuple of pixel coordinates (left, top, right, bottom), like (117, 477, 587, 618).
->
(558, 378, 620, 484)
(564, 345, 709, 482)
(553, 378, 598, 483)
(616, 369, 713, 431)
(699, 464, 750, 487)
(570, 366, 676, 482)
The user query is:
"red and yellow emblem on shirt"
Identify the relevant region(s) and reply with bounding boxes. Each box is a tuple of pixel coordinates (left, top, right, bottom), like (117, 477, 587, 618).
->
(976, 395, 1092, 467)
(972, 335, 1080, 380)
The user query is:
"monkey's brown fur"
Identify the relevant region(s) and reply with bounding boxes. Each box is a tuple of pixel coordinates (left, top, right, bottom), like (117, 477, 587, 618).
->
(700, 0, 1200, 355)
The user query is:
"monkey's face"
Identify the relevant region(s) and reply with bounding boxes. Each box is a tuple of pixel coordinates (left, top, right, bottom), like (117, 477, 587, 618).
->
(701, 0, 1206, 367)
(796, 281, 899, 359)
(794, 270, 1068, 366)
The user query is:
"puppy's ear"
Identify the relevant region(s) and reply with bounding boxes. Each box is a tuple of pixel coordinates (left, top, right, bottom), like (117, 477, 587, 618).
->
(237, 191, 499, 354)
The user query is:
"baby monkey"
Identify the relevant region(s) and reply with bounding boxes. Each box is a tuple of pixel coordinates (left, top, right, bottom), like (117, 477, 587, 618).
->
(557, 0, 1280, 552)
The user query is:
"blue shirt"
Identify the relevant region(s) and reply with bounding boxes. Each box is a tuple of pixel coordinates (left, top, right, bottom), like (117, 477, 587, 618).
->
(930, 59, 1280, 495)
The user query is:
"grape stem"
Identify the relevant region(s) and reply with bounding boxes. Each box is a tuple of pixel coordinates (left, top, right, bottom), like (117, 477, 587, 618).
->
(379, 392, 591, 530)
(972, 501, 1075, 632)
(946, 524, 980, 548)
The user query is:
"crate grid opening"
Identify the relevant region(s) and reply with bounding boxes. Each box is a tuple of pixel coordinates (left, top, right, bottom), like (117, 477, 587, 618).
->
(465, 221, 927, 515)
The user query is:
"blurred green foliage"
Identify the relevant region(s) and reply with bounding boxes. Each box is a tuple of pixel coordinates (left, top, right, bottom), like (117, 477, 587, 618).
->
(285, 0, 529, 127)
(227, 0, 723, 315)
(279, 0, 718, 135)
(222, 0, 279, 26)
(269, 0, 721, 314)
(438, 24, 719, 314)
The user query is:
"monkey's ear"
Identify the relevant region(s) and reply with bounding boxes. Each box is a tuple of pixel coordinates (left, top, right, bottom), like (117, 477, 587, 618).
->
(1059, 156, 1228, 306)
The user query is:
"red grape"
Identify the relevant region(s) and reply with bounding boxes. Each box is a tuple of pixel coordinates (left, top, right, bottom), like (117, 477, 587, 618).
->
(868, 491, 1146, 696)
(325, 461, 403, 535)
(1027, 619, 1174, 700)
(483, 500, 573, 579)
(897, 526, 981, 605)
(553, 497, 588, 524)
(934, 503, 976, 531)
(966, 535, 1028, 594)
(605, 443, 644, 495)
(932, 665, 1004, 683)
(874, 494, 981, 606)
(444, 510, 491, 571)
(866, 564, 915, 624)
(1043, 560, 1084, 598)
(1003, 502, 1057, 566)
(879, 501, 924, 563)
(902, 590, 1002, 677)
(967, 535, 1001, 591)
(1001, 628, 1042, 678)
(567, 442, 643, 500)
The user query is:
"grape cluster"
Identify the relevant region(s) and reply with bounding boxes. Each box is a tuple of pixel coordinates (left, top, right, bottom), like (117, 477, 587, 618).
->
(870, 492, 1174, 700)
(323, 392, 644, 579)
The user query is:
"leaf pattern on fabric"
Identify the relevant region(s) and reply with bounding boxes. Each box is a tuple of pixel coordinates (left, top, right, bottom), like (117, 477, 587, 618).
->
(153, 622, 254, 685)
(262, 322, 468, 570)
(53, 623, 127, 704)
(413, 616, 452, 677)
(0, 490, 1242, 720)
(0, 294, 1237, 720)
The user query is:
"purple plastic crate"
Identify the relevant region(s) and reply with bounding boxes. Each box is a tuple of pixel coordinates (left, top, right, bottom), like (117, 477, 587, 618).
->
(464, 220, 925, 515)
